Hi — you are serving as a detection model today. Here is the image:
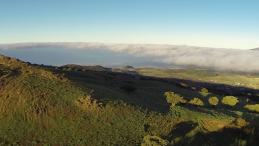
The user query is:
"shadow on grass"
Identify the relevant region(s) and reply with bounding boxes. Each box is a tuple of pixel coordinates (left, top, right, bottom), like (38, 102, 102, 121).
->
(42, 65, 259, 114)
(167, 121, 198, 140)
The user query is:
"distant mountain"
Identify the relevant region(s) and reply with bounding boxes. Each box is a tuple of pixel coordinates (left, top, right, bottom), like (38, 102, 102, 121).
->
(251, 47, 259, 51)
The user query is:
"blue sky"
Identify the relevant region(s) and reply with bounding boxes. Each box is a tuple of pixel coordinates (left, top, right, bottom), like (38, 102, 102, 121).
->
(0, 0, 259, 49)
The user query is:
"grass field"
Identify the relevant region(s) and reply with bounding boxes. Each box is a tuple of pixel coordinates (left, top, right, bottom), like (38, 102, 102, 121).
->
(137, 68, 259, 89)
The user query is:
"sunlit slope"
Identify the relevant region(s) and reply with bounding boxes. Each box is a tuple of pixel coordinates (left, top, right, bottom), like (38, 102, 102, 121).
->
(0, 55, 94, 144)
(0, 55, 172, 145)
(0, 54, 86, 118)
(137, 68, 259, 89)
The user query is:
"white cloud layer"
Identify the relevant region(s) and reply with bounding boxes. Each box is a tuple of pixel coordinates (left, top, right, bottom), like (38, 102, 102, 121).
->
(1, 42, 259, 72)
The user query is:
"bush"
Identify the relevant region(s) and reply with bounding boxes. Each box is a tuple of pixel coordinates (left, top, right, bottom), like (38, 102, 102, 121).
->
(141, 135, 169, 146)
(233, 118, 248, 128)
(75, 95, 101, 111)
(199, 88, 209, 96)
(244, 104, 259, 113)
(201, 88, 209, 93)
(189, 98, 204, 106)
(164, 92, 186, 106)
(208, 96, 219, 106)
(221, 96, 239, 106)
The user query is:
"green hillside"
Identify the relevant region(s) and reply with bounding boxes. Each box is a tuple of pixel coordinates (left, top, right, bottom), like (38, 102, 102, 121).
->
(1, 54, 259, 146)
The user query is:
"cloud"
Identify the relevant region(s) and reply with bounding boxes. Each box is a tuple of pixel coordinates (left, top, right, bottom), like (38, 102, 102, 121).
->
(1, 42, 259, 72)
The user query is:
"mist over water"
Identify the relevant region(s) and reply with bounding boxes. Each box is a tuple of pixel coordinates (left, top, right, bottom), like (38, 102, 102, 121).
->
(1, 42, 259, 72)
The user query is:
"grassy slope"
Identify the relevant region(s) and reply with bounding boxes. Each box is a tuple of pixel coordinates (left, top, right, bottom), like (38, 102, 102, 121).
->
(0, 55, 259, 145)
(137, 68, 259, 89)
(0, 55, 178, 145)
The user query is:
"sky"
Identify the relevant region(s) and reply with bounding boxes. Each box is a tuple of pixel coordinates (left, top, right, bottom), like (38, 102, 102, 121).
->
(0, 0, 259, 49)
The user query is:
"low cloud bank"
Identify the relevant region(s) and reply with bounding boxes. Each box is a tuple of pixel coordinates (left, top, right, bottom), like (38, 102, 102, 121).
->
(0, 42, 259, 72)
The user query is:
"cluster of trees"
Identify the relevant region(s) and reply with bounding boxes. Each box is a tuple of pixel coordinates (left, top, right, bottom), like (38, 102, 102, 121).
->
(164, 91, 239, 107)
(164, 92, 186, 106)
(164, 90, 259, 113)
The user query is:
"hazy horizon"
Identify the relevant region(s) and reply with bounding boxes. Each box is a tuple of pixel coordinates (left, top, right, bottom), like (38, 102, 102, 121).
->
(1, 41, 259, 50)
(0, 42, 252, 50)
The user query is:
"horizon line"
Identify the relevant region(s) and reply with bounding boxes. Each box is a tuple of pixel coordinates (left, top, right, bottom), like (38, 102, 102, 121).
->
(0, 41, 250, 50)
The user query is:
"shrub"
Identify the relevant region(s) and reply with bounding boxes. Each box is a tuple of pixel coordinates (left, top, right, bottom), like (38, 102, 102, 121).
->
(199, 88, 209, 96)
(164, 92, 186, 106)
(208, 96, 219, 106)
(244, 104, 259, 113)
(141, 135, 169, 146)
(201, 88, 209, 93)
(189, 98, 204, 106)
(221, 96, 239, 106)
(233, 118, 248, 128)
(75, 95, 101, 111)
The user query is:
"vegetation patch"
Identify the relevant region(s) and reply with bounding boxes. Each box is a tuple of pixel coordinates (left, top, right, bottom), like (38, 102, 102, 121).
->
(199, 119, 232, 132)
(188, 98, 204, 106)
(244, 104, 259, 113)
(221, 96, 239, 106)
(164, 92, 186, 106)
(141, 135, 169, 146)
(199, 88, 210, 97)
(208, 96, 219, 106)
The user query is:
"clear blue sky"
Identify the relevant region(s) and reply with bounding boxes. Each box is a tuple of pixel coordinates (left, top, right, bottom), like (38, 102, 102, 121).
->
(1, 0, 259, 49)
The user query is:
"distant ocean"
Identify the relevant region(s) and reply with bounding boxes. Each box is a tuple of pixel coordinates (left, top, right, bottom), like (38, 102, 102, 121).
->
(0, 47, 169, 68)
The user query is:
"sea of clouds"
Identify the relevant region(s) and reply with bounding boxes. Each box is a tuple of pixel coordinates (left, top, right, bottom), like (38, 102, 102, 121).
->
(0, 42, 259, 72)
